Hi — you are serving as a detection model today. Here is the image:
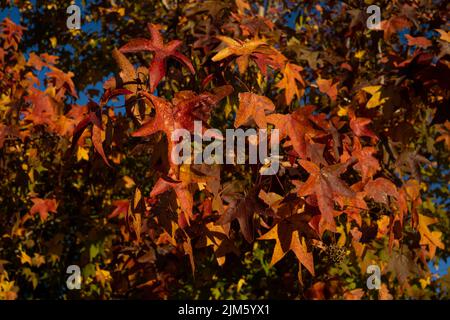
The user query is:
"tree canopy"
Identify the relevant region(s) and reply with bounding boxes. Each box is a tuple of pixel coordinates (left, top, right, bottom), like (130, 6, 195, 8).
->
(0, 0, 449, 300)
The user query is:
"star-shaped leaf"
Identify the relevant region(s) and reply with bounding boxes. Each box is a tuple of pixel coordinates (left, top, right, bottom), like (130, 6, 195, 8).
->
(234, 92, 275, 128)
(29, 198, 58, 221)
(296, 160, 356, 235)
(211, 36, 267, 74)
(259, 217, 315, 275)
(276, 62, 305, 105)
(120, 23, 195, 92)
(266, 105, 319, 159)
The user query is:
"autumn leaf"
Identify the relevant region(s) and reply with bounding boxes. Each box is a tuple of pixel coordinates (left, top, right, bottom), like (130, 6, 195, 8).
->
(46, 66, 78, 98)
(150, 175, 193, 226)
(24, 89, 58, 128)
(266, 105, 320, 159)
(380, 16, 412, 41)
(405, 34, 432, 48)
(29, 198, 58, 221)
(362, 86, 387, 109)
(296, 160, 355, 235)
(364, 178, 398, 205)
(108, 200, 129, 219)
(317, 78, 338, 102)
(132, 86, 231, 169)
(70, 89, 131, 166)
(216, 187, 265, 243)
(234, 92, 275, 128)
(259, 219, 315, 275)
(120, 23, 195, 91)
(211, 36, 267, 74)
(351, 137, 380, 182)
(343, 288, 364, 300)
(197, 222, 238, 266)
(348, 109, 378, 141)
(435, 29, 450, 43)
(19, 250, 32, 265)
(418, 213, 444, 259)
(276, 62, 305, 105)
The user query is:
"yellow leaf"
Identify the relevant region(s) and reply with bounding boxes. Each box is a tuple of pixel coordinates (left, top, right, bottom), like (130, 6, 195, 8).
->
(419, 276, 430, 289)
(337, 106, 348, 117)
(95, 265, 112, 287)
(436, 29, 450, 43)
(122, 176, 135, 188)
(31, 253, 45, 267)
(336, 225, 347, 247)
(19, 251, 32, 266)
(355, 50, 365, 59)
(362, 85, 382, 95)
(50, 37, 57, 48)
(237, 278, 246, 292)
(211, 36, 266, 74)
(418, 214, 444, 259)
(362, 86, 387, 109)
(77, 147, 89, 161)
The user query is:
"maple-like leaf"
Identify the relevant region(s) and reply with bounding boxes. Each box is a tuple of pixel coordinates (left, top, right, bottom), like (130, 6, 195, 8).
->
(266, 105, 320, 159)
(405, 34, 432, 48)
(29, 198, 58, 221)
(108, 200, 129, 219)
(418, 213, 444, 259)
(134, 86, 232, 136)
(259, 217, 315, 275)
(70, 89, 132, 166)
(436, 29, 450, 43)
(351, 137, 380, 182)
(335, 183, 367, 227)
(296, 160, 355, 235)
(276, 62, 305, 105)
(364, 177, 398, 205)
(217, 187, 265, 243)
(172, 85, 233, 132)
(104, 48, 148, 100)
(362, 86, 387, 109)
(348, 109, 378, 141)
(211, 36, 267, 74)
(317, 78, 338, 102)
(150, 175, 193, 227)
(343, 288, 365, 300)
(120, 23, 195, 92)
(380, 16, 412, 41)
(197, 222, 239, 266)
(24, 89, 58, 128)
(46, 66, 78, 98)
(27, 52, 58, 71)
(151, 164, 221, 227)
(234, 92, 275, 128)
(0, 18, 25, 50)
(132, 87, 232, 167)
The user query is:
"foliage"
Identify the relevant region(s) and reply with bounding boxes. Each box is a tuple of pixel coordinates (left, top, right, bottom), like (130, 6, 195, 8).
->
(0, 0, 449, 300)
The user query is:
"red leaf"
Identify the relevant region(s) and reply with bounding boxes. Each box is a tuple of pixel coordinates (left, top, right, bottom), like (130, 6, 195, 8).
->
(120, 23, 195, 91)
